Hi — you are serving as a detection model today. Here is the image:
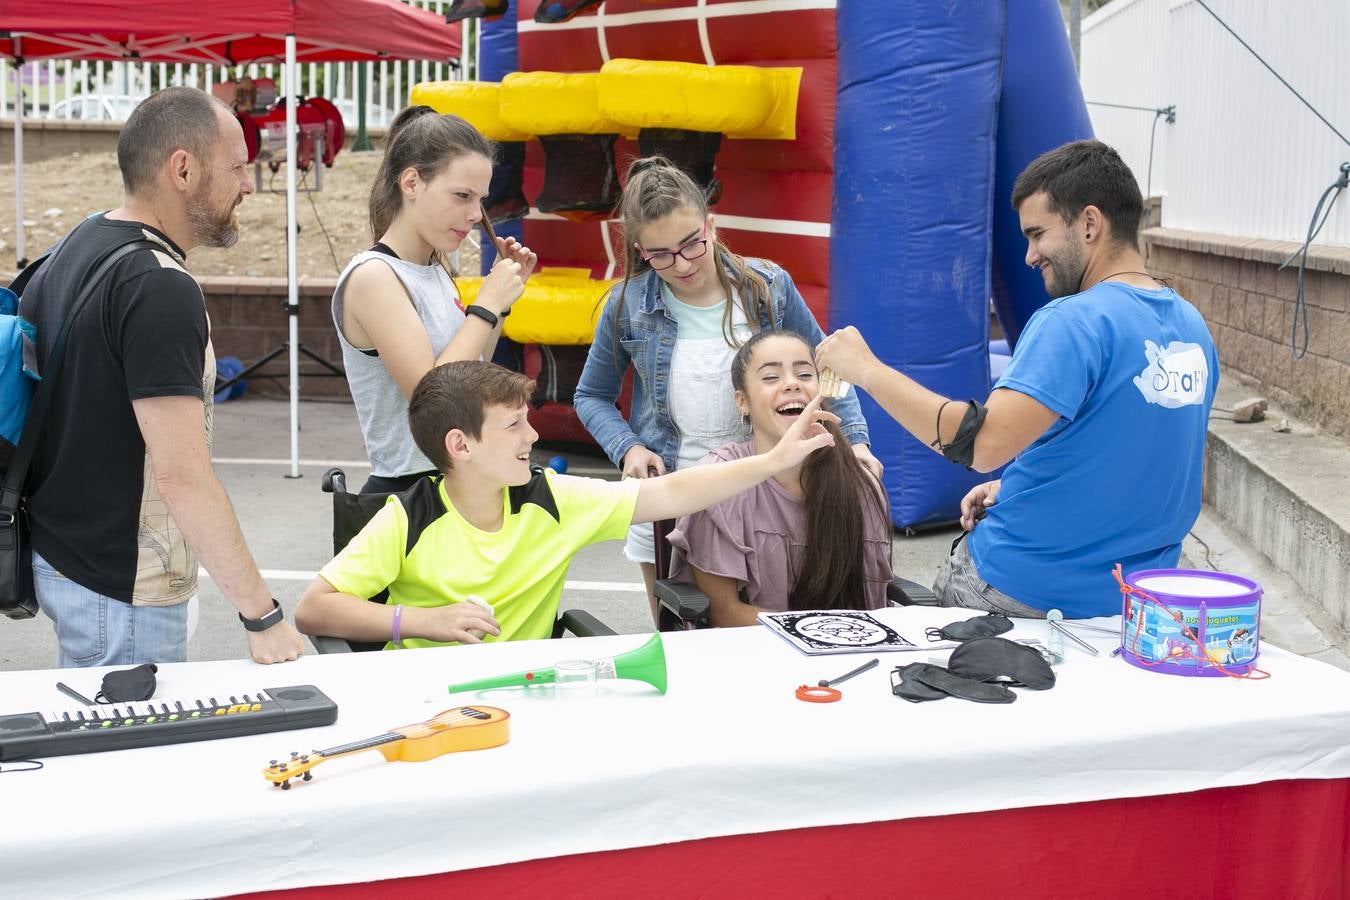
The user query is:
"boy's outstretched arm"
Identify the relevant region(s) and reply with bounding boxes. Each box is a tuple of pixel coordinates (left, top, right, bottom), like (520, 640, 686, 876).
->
(631, 396, 838, 524)
(296, 578, 501, 645)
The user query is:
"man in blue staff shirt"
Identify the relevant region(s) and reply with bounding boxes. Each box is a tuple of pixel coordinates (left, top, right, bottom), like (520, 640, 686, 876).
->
(815, 140, 1218, 618)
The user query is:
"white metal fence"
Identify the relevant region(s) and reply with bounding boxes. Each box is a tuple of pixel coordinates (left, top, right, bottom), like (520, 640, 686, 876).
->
(0, 1, 470, 129)
(1083, 0, 1350, 246)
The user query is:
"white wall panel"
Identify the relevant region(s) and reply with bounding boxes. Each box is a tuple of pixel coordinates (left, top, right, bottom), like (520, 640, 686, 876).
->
(1082, 0, 1350, 245)
(1082, 0, 1174, 199)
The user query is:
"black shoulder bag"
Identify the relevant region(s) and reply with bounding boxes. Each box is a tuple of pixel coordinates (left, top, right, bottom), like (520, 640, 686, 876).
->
(0, 240, 156, 618)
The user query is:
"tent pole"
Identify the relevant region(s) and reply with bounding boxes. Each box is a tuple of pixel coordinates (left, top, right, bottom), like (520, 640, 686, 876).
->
(13, 39, 26, 269)
(285, 33, 301, 479)
(460, 19, 469, 78)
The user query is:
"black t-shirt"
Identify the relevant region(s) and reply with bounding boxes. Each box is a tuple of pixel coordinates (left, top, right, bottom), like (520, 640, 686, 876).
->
(20, 214, 212, 604)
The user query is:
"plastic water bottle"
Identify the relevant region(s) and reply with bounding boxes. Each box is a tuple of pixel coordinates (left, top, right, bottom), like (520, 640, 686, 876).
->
(1045, 609, 1066, 665)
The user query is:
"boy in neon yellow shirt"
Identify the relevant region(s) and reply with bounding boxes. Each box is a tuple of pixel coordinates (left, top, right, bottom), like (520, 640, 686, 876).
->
(296, 360, 838, 648)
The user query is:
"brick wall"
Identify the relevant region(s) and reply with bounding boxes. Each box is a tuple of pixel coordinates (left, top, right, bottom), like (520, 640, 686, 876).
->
(200, 276, 352, 400)
(0, 118, 122, 163)
(1144, 228, 1350, 437)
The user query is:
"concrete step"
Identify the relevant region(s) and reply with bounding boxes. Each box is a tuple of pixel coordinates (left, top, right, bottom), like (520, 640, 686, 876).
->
(1196, 370, 1350, 667)
(1182, 508, 1349, 671)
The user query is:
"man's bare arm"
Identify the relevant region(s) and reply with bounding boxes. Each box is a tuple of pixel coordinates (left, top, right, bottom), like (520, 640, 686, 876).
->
(815, 326, 1058, 472)
(133, 395, 303, 663)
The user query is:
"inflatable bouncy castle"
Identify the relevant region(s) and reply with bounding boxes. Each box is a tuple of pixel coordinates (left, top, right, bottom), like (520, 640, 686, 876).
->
(420, 0, 1091, 528)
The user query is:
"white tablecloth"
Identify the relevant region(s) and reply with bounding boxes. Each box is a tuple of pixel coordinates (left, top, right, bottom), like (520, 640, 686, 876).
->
(3, 606, 1349, 899)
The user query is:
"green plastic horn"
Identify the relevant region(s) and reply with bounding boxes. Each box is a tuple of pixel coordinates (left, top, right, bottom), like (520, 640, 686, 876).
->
(447, 633, 667, 695)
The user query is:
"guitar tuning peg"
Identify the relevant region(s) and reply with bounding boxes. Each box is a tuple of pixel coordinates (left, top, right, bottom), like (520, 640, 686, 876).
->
(269, 759, 278, 766)
(290, 751, 300, 758)
(280, 780, 291, 791)
(301, 772, 313, 781)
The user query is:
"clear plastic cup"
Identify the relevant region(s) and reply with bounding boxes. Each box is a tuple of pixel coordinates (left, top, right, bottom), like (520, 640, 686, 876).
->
(553, 659, 599, 700)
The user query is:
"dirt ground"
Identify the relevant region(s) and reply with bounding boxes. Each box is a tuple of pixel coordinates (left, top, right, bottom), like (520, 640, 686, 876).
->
(0, 146, 480, 278)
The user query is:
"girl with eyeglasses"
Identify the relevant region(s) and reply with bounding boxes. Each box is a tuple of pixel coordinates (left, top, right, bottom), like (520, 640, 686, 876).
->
(575, 156, 880, 623)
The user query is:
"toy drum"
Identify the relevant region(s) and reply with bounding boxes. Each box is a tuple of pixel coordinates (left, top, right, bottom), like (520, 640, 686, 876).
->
(1119, 568, 1261, 677)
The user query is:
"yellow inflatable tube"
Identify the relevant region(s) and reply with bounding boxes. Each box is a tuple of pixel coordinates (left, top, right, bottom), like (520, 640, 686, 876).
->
(598, 58, 801, 140)
(499, 72, 633, 137)
(408, 81, 531, 142)
(458, 268, 619, 346)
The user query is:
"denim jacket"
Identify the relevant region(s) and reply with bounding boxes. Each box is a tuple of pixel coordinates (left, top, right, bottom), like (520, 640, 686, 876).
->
(574, 257, 871, 472)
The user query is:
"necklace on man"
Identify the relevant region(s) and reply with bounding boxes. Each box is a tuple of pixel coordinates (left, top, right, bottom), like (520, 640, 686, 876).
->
(1099, 270, 1166, 286)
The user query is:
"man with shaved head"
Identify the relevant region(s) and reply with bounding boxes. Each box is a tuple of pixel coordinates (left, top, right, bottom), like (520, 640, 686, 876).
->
(19, 87, 303, 667)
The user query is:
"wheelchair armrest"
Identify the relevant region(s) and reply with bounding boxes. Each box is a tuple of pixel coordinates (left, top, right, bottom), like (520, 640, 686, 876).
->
(556, 609, 618, 638)
(654, 578, 711, 629)
(888, 577, 940, 607)
(309, 634, 355, 654)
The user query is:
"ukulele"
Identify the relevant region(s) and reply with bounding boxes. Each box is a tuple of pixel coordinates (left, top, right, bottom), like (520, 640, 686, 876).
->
(262, 705, 510, 789)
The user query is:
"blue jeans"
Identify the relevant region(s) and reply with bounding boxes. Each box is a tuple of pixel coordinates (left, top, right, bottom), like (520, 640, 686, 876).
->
(33, 551, 190, 668)
(932, 534, 1048, 619)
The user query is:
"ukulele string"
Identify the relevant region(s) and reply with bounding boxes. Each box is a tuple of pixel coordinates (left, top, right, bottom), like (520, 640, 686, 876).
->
(300, 709, 491, 760)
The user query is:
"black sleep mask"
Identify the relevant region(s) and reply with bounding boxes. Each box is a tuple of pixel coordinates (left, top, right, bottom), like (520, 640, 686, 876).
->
(891, 662, 1016, 704)
(926, 613, 1013, 643)
(96, 664, 158, 704)
(890, 663, 949, 703)
(947, 638, 1055, 690)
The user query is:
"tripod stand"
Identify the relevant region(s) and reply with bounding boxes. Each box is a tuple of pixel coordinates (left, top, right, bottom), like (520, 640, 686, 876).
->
(215, 295, 345, 479)
(216, 294, 345, 394)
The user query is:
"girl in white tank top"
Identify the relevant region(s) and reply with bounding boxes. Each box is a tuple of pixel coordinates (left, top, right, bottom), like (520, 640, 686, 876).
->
(334, 107, 537, 492)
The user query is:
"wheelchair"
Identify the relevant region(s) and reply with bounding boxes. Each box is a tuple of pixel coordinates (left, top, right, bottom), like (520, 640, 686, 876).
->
(650, 519, 941, 631)
(308, 468, 616, 653)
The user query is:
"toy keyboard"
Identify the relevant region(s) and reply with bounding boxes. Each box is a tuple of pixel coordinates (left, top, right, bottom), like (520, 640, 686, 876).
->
(0, 684, 337, 760)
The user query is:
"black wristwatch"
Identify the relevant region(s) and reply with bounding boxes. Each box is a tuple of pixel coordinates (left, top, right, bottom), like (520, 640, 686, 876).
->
(239, 598, 285, 633)
(465, 305, 499, 327)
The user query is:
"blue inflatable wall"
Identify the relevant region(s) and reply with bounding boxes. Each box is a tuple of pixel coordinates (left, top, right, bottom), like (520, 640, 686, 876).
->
(991, 0, 1096, 349)
(832, 3, 1004, 528)
(834, 0, 1094, 527)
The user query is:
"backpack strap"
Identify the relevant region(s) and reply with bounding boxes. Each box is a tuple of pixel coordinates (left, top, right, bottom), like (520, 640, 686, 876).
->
(0, 239, 159, 519)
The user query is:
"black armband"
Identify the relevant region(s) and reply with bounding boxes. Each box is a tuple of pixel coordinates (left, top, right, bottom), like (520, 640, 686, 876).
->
(933, 400, 987, 470)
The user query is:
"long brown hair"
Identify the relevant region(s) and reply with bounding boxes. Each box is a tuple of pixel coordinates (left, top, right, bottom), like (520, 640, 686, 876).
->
(369, 106, 497, 271)
(607, 155, 771, 359)
(730, 331, 892, 610)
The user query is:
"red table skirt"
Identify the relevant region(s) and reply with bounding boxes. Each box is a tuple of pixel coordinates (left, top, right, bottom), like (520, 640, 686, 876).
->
(241, 778, 1350, 900)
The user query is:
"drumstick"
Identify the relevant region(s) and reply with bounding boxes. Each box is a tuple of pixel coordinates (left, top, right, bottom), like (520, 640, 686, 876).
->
(1049, 619, 1099, 656)
(819, 657, 880, 687)
(56, 681, 97, 706)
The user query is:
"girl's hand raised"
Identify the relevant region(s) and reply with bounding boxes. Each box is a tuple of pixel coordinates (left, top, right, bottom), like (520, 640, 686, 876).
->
(476, 256, 525, 315)
(766, 395, 840, 471)
(494, 235, 538, 282)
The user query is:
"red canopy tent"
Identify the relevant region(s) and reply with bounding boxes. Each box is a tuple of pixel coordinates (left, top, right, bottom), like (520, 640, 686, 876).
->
(0, 0, 459, 64)
(2, 0, 461, 474)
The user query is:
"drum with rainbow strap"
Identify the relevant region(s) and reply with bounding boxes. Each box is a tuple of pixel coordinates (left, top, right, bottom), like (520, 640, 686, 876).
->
(1119, 568, 1262, 677)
